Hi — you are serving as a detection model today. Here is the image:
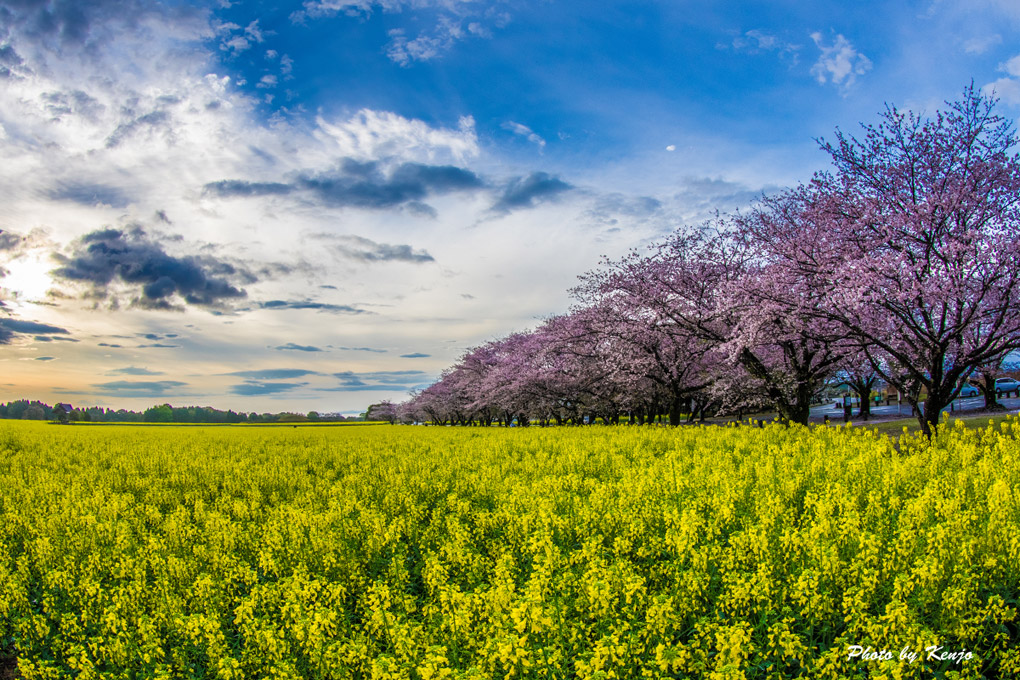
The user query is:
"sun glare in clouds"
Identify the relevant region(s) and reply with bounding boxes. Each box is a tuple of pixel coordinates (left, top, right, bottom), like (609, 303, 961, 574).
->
(5, 256, 54, 302)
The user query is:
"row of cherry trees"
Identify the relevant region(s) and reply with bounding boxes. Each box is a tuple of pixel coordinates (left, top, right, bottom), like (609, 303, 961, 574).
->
(401, 87, 1020, 435)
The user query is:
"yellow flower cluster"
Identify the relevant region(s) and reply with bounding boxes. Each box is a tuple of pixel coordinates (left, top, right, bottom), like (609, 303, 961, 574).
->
(1, 418, 1018, 678)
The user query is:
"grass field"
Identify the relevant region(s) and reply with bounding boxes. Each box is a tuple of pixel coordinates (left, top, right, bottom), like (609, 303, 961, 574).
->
(1, 419, 1019, 679)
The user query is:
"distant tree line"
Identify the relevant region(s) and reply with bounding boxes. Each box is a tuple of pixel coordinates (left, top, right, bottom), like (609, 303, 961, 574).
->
(0, 400, 354, 424)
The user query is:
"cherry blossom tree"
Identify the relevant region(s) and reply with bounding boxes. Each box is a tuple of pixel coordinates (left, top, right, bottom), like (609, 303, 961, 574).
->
(830, 348, 883, 421)
(802, 86, 1020, 435)
(566, 288, 722, 426)
(404, 86, 1020, 437)
(576, 224, 846, 425)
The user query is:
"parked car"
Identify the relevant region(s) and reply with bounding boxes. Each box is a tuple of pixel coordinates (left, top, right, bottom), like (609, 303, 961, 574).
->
(995, 378, 1020, 395)
(958, 384, 979, 398)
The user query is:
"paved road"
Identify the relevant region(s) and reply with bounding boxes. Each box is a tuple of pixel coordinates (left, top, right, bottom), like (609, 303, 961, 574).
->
(811, 396, 1020, 420)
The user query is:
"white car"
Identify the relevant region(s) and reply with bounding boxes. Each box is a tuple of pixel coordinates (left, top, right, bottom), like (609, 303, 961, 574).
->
(958, 384, 979, 398)
(995, 378, 1020, 395)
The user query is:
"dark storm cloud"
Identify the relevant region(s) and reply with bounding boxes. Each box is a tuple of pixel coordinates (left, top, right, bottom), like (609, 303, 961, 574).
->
(0, 0, 207, 88)
(0, 0, 140, 45)
(52, 227, 251, 309)
(330, 235, 434, 264)
(258, 300, 367, 314)
(206, 159, 484, 213)
(299, 160, 483, 210)
(230, 381, 303, 396)
(229, 368, 319, 379)
(405, 201, 437, 218)
(389, 162, 485, 192)
(48, 181, 129, 208)
(0, 42, 24, 75)
(274, 342, 323, 352)
(0, 317, 70, 344)
(492, 172, 572, 212)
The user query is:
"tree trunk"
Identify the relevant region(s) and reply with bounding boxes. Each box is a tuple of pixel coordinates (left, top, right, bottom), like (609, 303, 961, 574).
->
(980, 374, 1002, 410)
(668, 398, 683, 427)
(857, 383, 872, 421)
(916, 379, 948, 437)
(920, 398, 943, 437)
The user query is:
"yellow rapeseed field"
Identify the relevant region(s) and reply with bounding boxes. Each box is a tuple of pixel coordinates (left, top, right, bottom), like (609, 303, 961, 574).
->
(1, 419, 1018, 679)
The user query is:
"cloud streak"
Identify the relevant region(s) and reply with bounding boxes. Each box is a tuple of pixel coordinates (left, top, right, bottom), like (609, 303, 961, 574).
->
(230, 381, 304, 396)
(330, 235, 435, 264)
(91, 380, 189, 396)
(274, 342, 324, 352)
(229, 368, 320, 379)
(107, 366, 164, 376)
(0, 317, 71, 345)
(258, 300, 368, 314)
(325, 369, 431, 391)
(502, 121, 546, 149)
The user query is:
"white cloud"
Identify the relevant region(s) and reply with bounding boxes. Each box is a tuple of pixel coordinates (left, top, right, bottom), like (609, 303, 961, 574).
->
(293, 0, 503, 66)
(385, 14, 470, 66)
(983, 77, 1020, 106)
(501, 121, 546, 149)
(983, 55, 1020, 106)
(297, 0, 478, 20)
(245, 20, 265, 43)
(1002, 54, 1020, 78)
(963, 34, 1002, 54)
(219, 20, 265, 54)
(809, 32, 872, 91)
(315, 109, 479, 163)
(727, 29, 801, 63)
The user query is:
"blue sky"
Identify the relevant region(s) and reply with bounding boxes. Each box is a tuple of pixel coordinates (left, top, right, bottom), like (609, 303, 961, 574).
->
(0, 0, 1018, 413)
